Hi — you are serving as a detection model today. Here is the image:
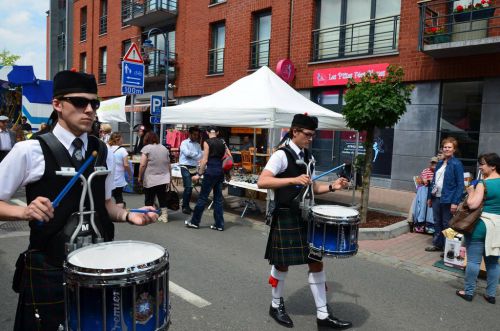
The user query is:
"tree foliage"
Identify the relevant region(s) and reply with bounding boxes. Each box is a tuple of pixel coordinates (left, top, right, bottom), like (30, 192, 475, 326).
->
(342, 65, 414, 223)
(0, 49, 21, 66)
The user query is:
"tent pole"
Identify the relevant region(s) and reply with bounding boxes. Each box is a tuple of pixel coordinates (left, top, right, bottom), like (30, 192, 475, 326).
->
(253, 128, 257, 174)
(351, 131, 359, 206)
(129, 94, 135, 153)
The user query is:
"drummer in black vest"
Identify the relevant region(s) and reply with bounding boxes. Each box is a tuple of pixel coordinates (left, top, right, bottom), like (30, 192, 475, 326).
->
(0, 70, 158, 331)
(257, 113, 351, 330)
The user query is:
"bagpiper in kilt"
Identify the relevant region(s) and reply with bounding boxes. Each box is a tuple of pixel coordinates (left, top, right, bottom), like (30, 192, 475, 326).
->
(258, 113, 352, 330)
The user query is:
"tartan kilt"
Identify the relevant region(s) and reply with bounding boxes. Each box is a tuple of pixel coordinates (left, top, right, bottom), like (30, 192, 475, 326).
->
(265, 208, 318, 266)
(14, 251, 65, 331)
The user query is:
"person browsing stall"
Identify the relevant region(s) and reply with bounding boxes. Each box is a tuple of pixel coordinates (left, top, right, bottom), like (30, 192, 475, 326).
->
(179, 127, 203, 214)
(108, 132, 132, 208)
(185, 126, 229, 231)
(456, 153, 500, 304)
(0, 115, 16, 162)
(0, 70, 158, 331)
(257, 113, 351, 330)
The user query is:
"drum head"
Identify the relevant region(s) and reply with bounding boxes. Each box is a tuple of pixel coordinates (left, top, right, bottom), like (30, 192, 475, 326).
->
(311, 205, 359, 221)
(68, 240, 165, 270)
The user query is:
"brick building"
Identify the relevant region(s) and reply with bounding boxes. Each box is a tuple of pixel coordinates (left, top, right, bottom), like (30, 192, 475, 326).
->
(48, 0, 500, 191)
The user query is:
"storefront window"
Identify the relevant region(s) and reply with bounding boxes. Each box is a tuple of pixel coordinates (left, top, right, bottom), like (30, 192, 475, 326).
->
(440, 81, 483, 173)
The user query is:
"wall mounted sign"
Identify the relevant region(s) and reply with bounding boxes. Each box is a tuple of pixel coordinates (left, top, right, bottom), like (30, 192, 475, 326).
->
(276, 59, 295, 84)
(313, 63, 389, 87)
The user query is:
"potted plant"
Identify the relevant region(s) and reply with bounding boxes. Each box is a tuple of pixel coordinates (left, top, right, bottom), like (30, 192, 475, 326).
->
(472, 0, 496, 19)
(454, 3, 474, 22)
(424, 26, 450, 44)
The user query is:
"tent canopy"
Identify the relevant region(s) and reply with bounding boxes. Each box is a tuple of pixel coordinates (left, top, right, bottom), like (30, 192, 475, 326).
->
(161, 66, 349, 130)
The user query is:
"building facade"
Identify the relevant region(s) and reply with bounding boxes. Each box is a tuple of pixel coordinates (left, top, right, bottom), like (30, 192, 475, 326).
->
(47, 0, 74, 79)
(48, 0, 500, 191)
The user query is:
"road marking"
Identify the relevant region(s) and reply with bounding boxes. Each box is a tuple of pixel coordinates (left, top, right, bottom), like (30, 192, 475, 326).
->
(169, 281, 211, 308)
(11, 199, 27, 206)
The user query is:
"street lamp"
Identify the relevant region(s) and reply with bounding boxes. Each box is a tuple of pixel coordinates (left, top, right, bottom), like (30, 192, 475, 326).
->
(143, 28, 169, 145)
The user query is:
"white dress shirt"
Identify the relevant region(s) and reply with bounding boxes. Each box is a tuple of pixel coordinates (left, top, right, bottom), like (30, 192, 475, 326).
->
(0, 129, 13, 151)
(0, 123, 114, 201)
(264, 141, 316, 177)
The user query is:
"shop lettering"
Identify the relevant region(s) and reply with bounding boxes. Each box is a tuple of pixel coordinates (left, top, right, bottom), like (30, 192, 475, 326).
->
(313, 63, 389, 86)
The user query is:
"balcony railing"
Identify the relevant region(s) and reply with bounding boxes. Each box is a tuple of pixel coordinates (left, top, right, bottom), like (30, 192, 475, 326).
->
(80, 23, 87, 41)
(57, 32, 66, 50)
(98, 66, 107, 84)
(249, 39, 270, 69)
(99, 15, 108, 35)
(418, 0, 500, 58)
(208, 48, 224, 74)
(144, 50, 177, 80)
(122, 0, 177, 27)
(312, 15, 400, 62)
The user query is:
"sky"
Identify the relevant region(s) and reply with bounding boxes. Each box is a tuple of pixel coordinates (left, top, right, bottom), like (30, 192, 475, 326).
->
(0, 0, 50, 79)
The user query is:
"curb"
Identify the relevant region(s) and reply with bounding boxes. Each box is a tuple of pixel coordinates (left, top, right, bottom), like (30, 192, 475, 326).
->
(359, 219, 410, 240)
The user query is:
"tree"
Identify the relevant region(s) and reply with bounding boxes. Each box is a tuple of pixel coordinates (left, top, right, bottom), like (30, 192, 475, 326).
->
(0, 49, 21, 66)
(343, 65, 414, 223)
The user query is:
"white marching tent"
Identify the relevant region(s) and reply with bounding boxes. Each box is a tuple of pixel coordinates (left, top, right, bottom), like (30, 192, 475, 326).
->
(160, 66, 349, 130)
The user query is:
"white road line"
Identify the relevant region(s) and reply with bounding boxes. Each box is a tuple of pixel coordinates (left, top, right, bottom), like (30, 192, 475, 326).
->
(169, 281, 211, 308)
(11, 199, 27, 206)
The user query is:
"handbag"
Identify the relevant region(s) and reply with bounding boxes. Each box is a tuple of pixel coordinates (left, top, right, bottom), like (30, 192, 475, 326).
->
(221, 141, 233, 171)
(449, 180, 487, 234)
(165, 187, 180, 211)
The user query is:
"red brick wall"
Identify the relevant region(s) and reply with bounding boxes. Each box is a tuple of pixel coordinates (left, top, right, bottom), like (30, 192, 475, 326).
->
(72, 0, 141, 99)
(176, 0, 500, 97)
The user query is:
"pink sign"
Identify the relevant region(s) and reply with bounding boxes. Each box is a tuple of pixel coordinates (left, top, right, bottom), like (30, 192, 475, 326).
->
(313, 63, 389, 87)
(276, 59, 295, 83)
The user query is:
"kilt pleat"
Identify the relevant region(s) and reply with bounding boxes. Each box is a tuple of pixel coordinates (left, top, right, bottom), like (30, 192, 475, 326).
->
(14, 251, 65, 331)
(265, 208, 318, 266)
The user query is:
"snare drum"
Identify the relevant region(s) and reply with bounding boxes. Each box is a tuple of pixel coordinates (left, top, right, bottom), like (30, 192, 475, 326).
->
(308, 205, 360, 258)
(64, 241, 170, 331)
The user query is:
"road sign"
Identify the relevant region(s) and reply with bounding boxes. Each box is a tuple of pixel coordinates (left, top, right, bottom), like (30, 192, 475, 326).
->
(123, 43, 144, 63)
(150, 95, 163, 116)
(121, 61, 144, 95)
(150, 116, 161, 124)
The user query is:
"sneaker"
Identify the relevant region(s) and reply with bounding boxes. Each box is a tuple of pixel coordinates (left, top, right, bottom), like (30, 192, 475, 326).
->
(210, 225, 224, 231)
(182, 207, 192, 215)
(185, 220, 199, 229)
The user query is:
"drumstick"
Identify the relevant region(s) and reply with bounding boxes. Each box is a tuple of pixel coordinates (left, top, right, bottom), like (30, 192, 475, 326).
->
(52, 151, 98, 208)
(312, 163, 346, 182)
(129, 209, 161, 214)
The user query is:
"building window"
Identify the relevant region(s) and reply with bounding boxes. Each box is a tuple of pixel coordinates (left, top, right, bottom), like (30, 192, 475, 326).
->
(80, 53, 87, 73)
(313, 0, 401, 61)
(99, 47, 107, 84)
(439, 81, 483, 173)
(122, 39, 132, 57)
(80, 7, 87, 42)
(99, 0, 108, 35)
(210, 0, 226, 5)
(121, 0, 131, 26)
(250, 11, 271, 69)
(208, 22, 225, 74)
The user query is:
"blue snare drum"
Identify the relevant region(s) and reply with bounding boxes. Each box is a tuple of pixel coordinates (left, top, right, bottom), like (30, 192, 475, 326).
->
(308, 205, 360, 258)
(64, 241, 170, 331)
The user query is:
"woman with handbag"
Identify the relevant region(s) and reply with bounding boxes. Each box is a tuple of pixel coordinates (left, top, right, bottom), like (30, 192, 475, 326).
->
(426, 137, 465, 252)
(456, 153, 500, 303)
(185, 126, 230, 231)
(108, 132, 132, 208)
(138, 132, 171, 223)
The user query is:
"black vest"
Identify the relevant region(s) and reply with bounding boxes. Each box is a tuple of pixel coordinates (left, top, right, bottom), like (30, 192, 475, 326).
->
(25, 133, 114, 266)
(205, 137, 225, 176)
(275, 145, 312, 208)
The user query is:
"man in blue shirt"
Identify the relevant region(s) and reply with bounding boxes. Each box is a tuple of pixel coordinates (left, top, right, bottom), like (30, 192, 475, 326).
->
(179, 127, 203, 214)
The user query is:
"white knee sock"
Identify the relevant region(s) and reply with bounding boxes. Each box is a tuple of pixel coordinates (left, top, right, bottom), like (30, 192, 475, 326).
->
(270, 266, 287, 308)
(308, 271, 329, 319)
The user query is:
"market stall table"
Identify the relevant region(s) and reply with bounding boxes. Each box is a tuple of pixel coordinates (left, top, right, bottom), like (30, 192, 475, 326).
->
(227, 178, 268, 218)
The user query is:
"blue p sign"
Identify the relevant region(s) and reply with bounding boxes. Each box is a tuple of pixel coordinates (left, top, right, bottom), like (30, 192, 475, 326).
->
(150, 95, 163, 116)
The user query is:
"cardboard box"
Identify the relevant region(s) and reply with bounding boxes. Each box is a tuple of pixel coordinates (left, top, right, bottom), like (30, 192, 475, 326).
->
(228, 186, 246, 197)
(444, 237, 466, 270)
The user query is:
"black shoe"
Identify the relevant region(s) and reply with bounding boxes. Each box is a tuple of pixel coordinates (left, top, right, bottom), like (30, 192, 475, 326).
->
(182, 207, 192, 215)
(483, 294, 496, 304)
(317, 314, 352, 330)
(425, 246, 443, 252)
(456, 290, 473, 302)
(440, 253, 444, 258)
(269, 298, 293, 328)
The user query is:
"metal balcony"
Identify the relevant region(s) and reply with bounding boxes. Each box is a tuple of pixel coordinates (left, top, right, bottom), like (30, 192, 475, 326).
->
(418, 0, 500, 58)
(80, 23, 87, 42)
(208, 48, 224, 74)
(98, 66, 107, 84)
(312, 15, 400, 62)
(143, 50, 177, 82)
(122, 0, 177, 28)
(249, 39, 270, 69)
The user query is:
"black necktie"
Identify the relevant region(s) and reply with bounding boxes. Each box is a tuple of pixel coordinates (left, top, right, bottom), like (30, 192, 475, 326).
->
(71, 138, 84, 169)
(299, 151, 305, 160)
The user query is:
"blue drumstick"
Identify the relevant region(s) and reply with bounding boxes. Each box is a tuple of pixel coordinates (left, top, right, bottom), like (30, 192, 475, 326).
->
(312, 163, 346, 182)
(129, 209, 161, 214)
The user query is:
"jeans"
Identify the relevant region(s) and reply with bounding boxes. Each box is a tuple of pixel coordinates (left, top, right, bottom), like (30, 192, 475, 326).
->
(190, 173, 224, 228)
(431, 197, 452, 248)
(181, 167, 195, 209)
(144, 184, 168, 208)
(464, 239, 500, 297)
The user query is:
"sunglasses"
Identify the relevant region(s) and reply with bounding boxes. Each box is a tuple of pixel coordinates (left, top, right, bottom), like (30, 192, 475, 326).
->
(59, 97, 100, 111)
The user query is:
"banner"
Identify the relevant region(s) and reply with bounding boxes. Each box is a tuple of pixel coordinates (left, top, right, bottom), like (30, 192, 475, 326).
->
(97, 96, 127, 123)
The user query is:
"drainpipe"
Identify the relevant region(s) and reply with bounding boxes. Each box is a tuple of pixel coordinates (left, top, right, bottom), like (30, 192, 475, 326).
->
(288, 0, 294, 59)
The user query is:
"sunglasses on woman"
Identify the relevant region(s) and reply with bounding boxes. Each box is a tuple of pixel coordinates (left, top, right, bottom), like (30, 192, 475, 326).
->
(59, 97, 100, 111)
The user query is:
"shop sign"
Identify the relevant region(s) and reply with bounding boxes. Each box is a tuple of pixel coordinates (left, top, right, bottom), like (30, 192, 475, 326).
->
(276, 59, 295, 83)
(231, 127, 262, 134)
(313, 63, 389, 87)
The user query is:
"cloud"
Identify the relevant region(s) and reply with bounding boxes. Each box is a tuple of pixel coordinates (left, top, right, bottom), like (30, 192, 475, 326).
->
(0, 0, 49, 78)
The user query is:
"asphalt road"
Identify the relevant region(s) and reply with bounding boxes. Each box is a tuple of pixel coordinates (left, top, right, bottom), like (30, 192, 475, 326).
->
(1, 193, 499, 331)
